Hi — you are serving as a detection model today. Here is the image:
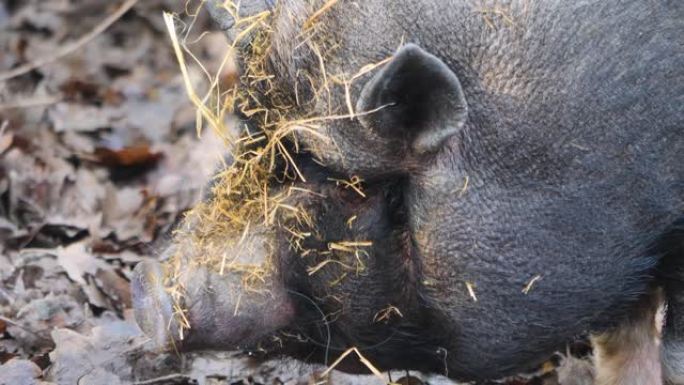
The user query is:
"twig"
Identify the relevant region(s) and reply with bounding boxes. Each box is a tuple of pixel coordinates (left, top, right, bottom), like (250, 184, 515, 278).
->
(303, 0, 340, 30)
(0, 316, 49, 341)
(133, 373, 189, 385)
(0, 95, 63, 110)
(320, 347, 397, 385)
(0, 0, 139, 82)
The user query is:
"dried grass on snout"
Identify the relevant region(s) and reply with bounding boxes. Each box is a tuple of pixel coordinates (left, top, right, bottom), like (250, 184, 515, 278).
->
(160, 0, 389, 342)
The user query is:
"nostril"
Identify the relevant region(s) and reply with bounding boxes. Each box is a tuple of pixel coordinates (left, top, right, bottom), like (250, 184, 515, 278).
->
(131, 260, 177, 350)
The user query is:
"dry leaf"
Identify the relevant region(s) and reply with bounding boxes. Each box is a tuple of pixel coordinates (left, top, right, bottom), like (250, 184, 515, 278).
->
(0, 358, 42, 385)
(93, 145, 162, 167)
(48, 103, 122, 132)
(53, 241, 108, 286)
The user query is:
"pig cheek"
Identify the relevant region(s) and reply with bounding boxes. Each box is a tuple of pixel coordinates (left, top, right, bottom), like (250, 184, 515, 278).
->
(183, 290, 296, 350)
(240, 294, 296, 346)
(263, 293, 296, 330)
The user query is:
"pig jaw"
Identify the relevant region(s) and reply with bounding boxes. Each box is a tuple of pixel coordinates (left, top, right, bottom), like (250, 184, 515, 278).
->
(131, 260, 295, 352)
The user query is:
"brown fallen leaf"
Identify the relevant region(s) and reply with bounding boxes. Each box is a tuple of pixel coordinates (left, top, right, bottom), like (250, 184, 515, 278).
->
(94, 268, 132, 310)
(59, 79, 101, 103)
(59, 78, 125, 106)
(0, 351, 17, 365)
(93, 145, 162, 167)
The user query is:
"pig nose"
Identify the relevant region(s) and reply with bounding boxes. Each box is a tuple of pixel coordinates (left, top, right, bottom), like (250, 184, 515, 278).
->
(131, 260, 178, 349)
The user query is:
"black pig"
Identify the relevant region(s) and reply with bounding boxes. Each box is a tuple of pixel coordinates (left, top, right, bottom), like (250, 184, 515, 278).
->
(132, 1, 684, 383)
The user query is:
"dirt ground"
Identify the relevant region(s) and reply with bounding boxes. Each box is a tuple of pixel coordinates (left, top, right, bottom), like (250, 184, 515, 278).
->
(0, 1, 593, 384)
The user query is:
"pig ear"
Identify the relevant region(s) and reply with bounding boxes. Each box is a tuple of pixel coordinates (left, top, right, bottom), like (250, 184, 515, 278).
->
(356, 43, 468, 154)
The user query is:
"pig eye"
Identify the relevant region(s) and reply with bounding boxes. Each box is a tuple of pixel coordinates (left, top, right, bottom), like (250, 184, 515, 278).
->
(382, 180, 406, 216)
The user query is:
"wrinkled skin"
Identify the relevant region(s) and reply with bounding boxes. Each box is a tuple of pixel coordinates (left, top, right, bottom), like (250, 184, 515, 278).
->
(133, 0, 684, 383)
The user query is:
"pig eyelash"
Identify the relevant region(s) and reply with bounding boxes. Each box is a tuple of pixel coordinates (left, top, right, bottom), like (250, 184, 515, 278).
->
(285, 289, 402, 358)
(290, 323, 400, 354)
(285, 289, 332, 365)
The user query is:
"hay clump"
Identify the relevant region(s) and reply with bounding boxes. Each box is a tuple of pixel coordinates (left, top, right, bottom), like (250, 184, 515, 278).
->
(160, 0, 396, 346)
(160, 0, 346, 338)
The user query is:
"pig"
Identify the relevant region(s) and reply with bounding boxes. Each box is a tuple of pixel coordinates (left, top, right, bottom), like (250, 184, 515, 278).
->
(132, 0, 684, 384)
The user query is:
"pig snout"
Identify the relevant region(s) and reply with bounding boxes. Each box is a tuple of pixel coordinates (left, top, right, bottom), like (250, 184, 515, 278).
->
(131, 259, 295, 352)
(131, 260, 176, 349)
